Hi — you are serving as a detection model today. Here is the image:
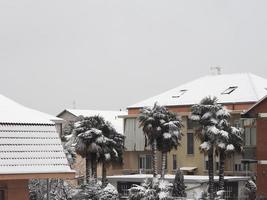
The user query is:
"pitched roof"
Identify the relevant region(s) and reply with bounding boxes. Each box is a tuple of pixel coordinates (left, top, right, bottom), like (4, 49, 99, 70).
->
(0, 95, 74, 177)
(0, 94, 62, 125)
(59, 109, 127, 134)
(0, 124, 74, 175)
(128, 73, 267, 108)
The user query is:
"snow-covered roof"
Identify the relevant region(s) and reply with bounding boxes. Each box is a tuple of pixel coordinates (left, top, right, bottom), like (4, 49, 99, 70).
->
(0, 94, 62, 125)
(61, 109, 127, 134)
(128, 73, 267, 109)
(0, 124, 74, 175)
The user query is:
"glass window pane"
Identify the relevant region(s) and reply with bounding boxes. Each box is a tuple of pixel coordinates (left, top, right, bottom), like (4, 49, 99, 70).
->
(173, 154, 177, 170)
(245, 128, 251, 146)
(251, 127, 256, 146)
(146, 155, 152, 169)
(187, 133, 194, 154)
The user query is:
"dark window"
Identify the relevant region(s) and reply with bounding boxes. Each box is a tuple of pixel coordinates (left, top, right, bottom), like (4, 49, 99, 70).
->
(244, 127, 256, 146)
(187, 117, 199, 129)
(221, 86, 238, 94)
(235, 164, 242, 171)
(117, 182, 141, 197)
(0, 190, 5, 200)
(187, 133, 194, 154)
(172, 90, 187, 98)
(173, 154, 177, 170)
(139, 155, 152, 170)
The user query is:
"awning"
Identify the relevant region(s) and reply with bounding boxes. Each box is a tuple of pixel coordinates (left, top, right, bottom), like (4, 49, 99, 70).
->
(180, 167, 197, 172)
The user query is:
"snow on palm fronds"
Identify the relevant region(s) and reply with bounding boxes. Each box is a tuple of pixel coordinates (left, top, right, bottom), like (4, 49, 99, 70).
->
(200, 141, 211, 151)
(128, 178, 174, 200)
(244, 177, 257, 200)
(98, 183, 119, 200)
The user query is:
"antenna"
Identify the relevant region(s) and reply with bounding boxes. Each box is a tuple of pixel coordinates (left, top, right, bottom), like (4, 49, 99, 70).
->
(72, 100, 76, 109)
(210, 66, 222, 75)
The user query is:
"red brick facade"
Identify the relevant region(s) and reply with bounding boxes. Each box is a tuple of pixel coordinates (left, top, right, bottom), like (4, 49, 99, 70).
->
(245, 97, 267, 197)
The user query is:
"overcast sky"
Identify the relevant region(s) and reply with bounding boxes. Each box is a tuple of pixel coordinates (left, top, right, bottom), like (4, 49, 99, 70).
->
(1, 0, 267, 115)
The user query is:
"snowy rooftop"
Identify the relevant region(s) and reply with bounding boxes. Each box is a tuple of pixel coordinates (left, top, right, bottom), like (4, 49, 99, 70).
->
(107, 174, 249, 183)
(62, 109, 127, 134)
(128, 73, 267, 109)
(0, 124, 74, 175)
(0, 94, 62, 124)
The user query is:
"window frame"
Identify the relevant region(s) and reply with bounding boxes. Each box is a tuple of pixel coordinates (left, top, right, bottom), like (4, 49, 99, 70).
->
(187, 132, 194, 155)
(221, 86, 238, 95)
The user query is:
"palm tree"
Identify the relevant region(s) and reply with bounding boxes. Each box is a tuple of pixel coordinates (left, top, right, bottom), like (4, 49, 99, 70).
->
(98, 122, 125, 187)
(74, 116, 106, 183)
(156, 111, 182, 179)
(139, 103, 182, 179)
(191, 96, 223, 200)
(139, 103, 165, 177)
(216, 126, 243, 193)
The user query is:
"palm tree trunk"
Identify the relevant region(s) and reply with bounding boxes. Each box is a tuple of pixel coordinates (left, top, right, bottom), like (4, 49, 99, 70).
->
(86, 155, 91, 183)
(219, 150, 225, 192)
(152, 138, 157, 177)
(102, 162, 107, 187)
(91, 153, 97, 181)
(161, 152, 167, 179)
(208, 147, 215, 200)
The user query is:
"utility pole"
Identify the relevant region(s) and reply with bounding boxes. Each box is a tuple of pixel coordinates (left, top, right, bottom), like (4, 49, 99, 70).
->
(47, 178, 50, 200)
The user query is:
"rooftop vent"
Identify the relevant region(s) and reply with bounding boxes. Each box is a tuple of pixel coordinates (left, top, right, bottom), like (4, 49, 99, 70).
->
(172, 90, 187, 98)
(221, 86, 238, 95)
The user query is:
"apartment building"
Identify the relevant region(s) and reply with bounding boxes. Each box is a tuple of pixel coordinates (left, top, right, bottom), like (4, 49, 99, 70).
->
(121, 73, 267, 176)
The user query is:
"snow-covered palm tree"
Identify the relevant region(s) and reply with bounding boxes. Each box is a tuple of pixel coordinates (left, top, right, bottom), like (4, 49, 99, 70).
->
(139, 103, 166, 177)
(139, 103, 182, 178)
(156, 111, 182, 179)
(97, 123, 125, 187)
(216, 125, 243, 193)
(74, 116, 108, 182)
(191, 96, 223, 200)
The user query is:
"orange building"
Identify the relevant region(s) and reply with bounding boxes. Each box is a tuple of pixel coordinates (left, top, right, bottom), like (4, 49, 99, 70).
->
(122, 73, 267, 176)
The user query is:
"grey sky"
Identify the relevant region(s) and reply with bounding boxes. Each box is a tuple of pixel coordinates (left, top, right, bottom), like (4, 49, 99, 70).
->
(1, 0, 267, 115)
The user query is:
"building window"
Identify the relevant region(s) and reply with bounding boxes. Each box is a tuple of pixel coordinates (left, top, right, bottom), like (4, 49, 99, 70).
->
(234, 164, 242, 171)
(244, 127, 256, 146)
(0, 189, 5, 200)
(221, 86, 238, 94)
(187, 133, 194, 154)
(173, 154, 177, 170)
(187, 117, 199, 129)
(139, 155, 152, 171)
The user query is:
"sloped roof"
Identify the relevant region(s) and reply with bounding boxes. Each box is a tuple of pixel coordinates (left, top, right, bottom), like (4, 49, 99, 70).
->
(60, 109, 127, 134)
(0, 124, 74, 175)
(0, 95, 74, 177)
(128, 73, 267, 108)
(0, 94, 62, 124)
